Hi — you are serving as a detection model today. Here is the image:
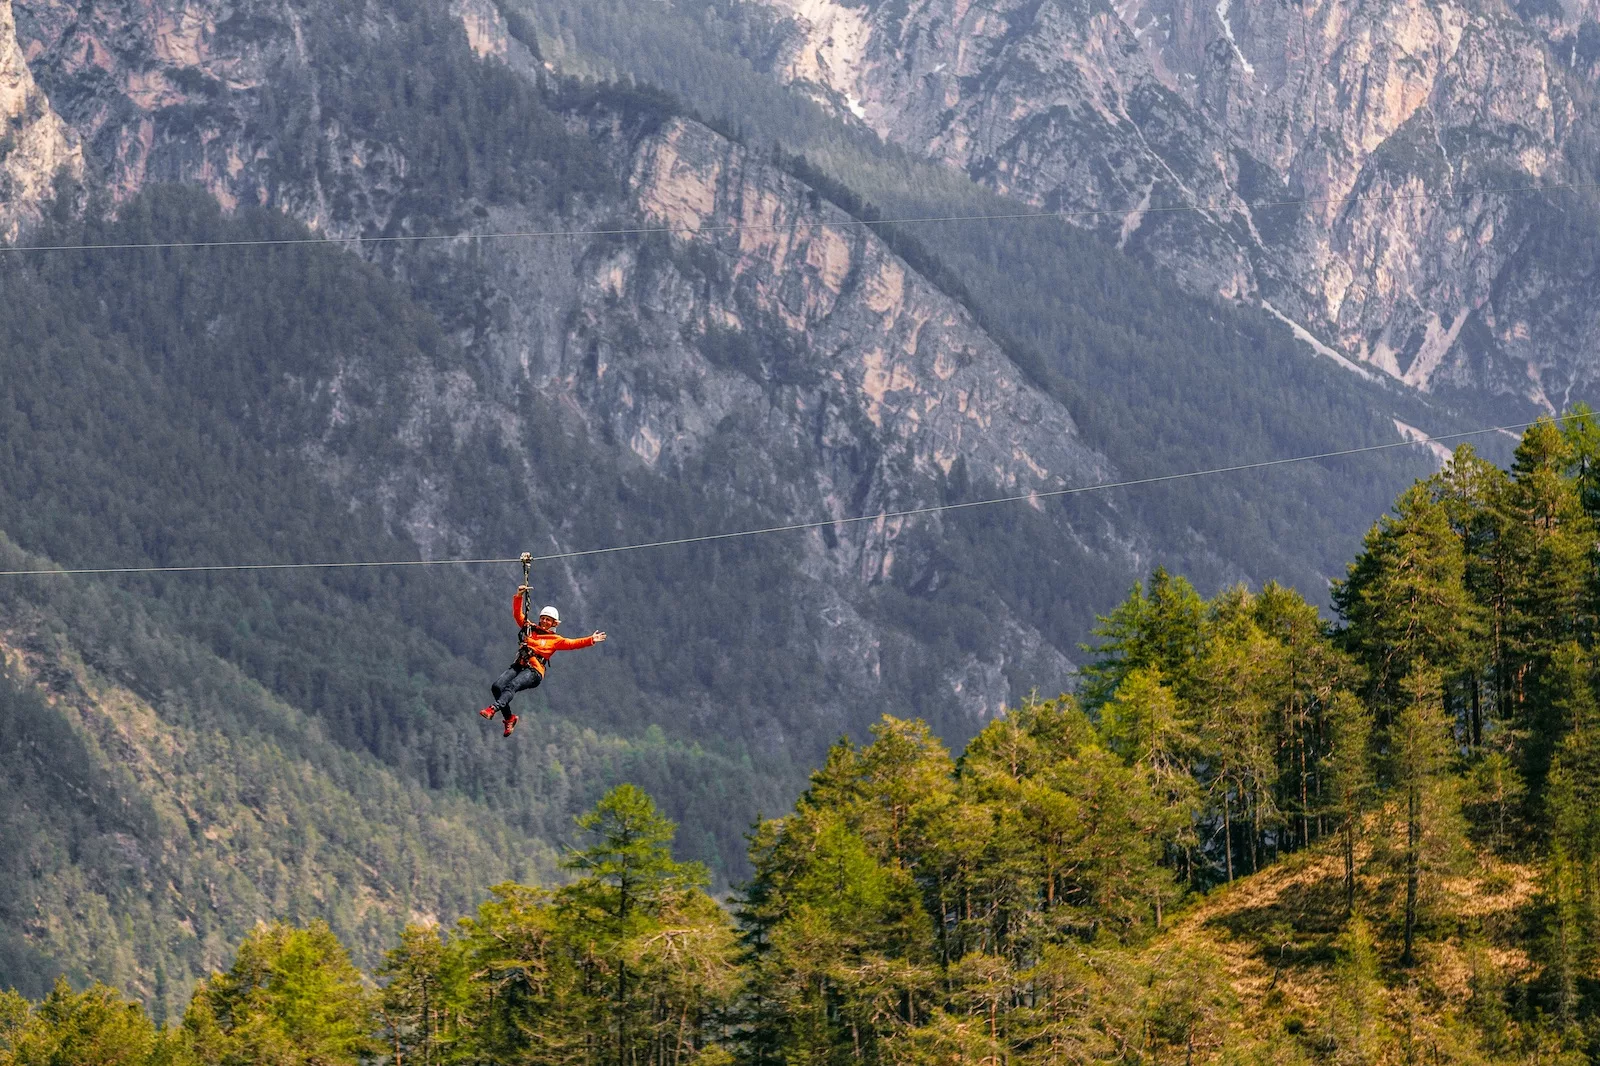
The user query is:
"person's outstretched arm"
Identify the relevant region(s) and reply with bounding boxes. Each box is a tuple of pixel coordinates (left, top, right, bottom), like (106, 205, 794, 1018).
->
(548, 631, 606, 651)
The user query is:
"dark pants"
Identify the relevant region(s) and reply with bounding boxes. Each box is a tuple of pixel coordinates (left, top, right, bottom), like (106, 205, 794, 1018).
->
(490, 664, 541, 715)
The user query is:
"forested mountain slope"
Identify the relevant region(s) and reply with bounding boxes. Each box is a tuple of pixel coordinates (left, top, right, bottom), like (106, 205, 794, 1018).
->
(0, 196, 796, 1005)
(0, 0, 1524, 1005)
(0, 4, 1131, 993)
(0, 535, 550, 1021)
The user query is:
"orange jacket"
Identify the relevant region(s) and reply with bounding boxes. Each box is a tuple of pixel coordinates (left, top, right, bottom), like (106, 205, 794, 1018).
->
(513, 590, 597, 674)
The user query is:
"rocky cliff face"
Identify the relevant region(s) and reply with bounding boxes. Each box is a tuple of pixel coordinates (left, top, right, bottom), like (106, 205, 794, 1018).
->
(9, 0, 423, 225)
(0, 0, 78, 238)
(743, 0, 1600, 408)
(543, 113, 1109, 553)
(362, 107, 1112, 727)
(452, 111, 1113, 720)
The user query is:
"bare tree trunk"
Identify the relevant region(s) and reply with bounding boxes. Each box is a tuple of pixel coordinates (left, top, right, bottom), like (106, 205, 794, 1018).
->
(382, 1007, 402, 1066)
(1343, 818, 1356, 916)
(1299, 729, 1310, 851)
(674, 1003, 690, 1066)
(1251, 798, 1261, 874)
(1470, 673, 1483, 749)
(1404, 781, 1421, 964)
(619, 960, 629, 1066)
(1224, 790, 1235, 883)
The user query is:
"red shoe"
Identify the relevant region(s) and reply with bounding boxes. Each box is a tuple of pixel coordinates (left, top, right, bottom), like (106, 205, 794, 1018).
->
(502, 714, 519, 738)
(479, 706, 498, 720)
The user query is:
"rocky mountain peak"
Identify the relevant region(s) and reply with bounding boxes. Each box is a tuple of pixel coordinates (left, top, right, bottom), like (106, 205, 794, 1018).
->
(742, 0, 1600, 408)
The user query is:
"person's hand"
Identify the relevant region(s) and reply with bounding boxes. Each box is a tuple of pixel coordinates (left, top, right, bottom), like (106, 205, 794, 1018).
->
(592, 631, 608, 643)
(518, 584, 530, 593)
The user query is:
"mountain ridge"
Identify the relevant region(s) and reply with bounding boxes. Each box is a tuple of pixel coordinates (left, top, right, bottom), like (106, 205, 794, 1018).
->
(726, 0, 1600, 408)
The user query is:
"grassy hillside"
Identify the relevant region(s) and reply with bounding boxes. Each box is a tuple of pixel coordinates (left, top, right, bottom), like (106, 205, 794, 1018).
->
(1158, 834, 1543, 1064)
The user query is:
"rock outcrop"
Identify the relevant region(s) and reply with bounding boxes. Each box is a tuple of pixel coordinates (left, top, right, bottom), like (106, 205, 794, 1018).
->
(11, 0, 410, 225)
(0, 0, 78, 238)
(744, 0, 1600, 408)
(450, 113, 1112, 720)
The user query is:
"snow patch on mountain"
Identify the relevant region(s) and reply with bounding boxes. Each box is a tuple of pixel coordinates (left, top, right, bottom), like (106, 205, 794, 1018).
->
(1214, 0, 1255, 76)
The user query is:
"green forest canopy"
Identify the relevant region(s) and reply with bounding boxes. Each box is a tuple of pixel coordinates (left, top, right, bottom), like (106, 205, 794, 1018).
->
(8, 414, 1600, 1065)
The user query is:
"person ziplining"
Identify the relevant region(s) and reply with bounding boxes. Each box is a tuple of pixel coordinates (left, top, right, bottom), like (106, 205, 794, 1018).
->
(480, 552, 607, 737)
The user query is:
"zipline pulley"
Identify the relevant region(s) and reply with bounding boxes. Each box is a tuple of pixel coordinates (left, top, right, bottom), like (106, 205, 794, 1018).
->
(520, 551, 532, 589)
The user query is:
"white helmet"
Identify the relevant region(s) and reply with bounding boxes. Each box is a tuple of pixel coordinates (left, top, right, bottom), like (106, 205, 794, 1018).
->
(538, 605, 561, 624)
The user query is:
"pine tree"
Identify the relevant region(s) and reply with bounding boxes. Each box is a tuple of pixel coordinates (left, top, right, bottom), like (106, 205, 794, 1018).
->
(1547, 645, 1600, 863)
(1099, 667, 1201, 884)
(1080, 567, 1207, 709)
(1323, 691, 1374, 916)
(1193, 616, 1281, 882)
(1100, 667, 1196, 786)
(0, 991, 25, 1061)
(1500, 420, 1599, 793)
(1559, 404, 1600, 523)
(1326, 917, 1384, 1066)
(1387, 671, 1465, 965)
(1018, 941, 1146, 1065)
(559, 785, 720, 1066)
(375, 924, 471, 1066)
(443, 791, 737, 1066)
(0, 978, 173, 1066)
(745, 813, 934, 1061)
(1542, 644, 1600, 1024)
(452, 883, 585, 1065)
(1333, 485, 1479, 722)
(183, 921, 374, 1066)
(1143, 943, 1237, 1066)
(564, 784, 707, 926)
(846, 717, 957, 870)
(960, 699, 1179, 942)
(1434, 445, 1507, 751)
(1541, 843, 1582, 1033)
(1252, 582, 1351, 855)
(1462, 748, 1525, 856)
